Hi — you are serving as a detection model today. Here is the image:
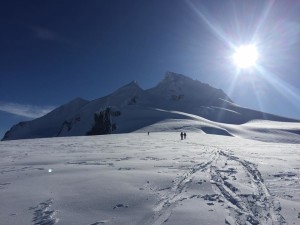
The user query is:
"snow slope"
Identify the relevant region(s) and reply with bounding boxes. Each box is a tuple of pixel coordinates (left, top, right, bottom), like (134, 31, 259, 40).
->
(2, 98, 90, 140)
(2, 72, 299, 141)
(136, 110, 300, 144)
(1, 120, 300, 225)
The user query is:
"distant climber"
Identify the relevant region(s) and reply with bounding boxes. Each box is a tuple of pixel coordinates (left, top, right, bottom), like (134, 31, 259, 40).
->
(148, 132, 150, 135)
(180, 132, 183, 140)
(184, 132, 186, 139)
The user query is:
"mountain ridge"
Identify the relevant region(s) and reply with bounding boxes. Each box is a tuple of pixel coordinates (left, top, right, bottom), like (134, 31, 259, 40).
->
(2, 72, 299, 141)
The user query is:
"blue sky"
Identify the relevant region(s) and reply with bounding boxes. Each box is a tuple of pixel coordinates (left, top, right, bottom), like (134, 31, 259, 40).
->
(1, 0, 300, 138)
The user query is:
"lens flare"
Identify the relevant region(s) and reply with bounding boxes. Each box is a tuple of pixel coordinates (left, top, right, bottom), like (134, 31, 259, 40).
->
(233, 45, 259, 69)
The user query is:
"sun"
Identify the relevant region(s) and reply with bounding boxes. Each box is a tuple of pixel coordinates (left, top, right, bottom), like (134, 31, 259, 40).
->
(233, 45, 259, 69)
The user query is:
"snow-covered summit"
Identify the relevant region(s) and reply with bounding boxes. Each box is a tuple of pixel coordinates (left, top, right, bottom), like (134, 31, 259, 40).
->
(112, 80, 142, 95)
(147, 72, 232, 105)
(163, 71, 194, 82)
(2, 72, 299, 141)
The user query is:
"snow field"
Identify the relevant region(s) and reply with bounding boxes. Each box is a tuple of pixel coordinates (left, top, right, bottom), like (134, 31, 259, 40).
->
(0, 132, 299, 225)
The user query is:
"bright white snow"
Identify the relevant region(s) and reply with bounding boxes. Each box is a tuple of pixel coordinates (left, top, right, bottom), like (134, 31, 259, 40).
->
(0, 120, 300, 225)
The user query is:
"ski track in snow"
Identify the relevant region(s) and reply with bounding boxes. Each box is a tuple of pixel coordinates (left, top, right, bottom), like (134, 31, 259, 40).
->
(29, 199, 58, 225)
(143, 149, 216, 225)
(144, 146, 287, 225)
(210, 150, 286, 225)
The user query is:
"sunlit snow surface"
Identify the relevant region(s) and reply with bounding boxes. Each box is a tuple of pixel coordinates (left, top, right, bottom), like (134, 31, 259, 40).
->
(1, 122, 300, 224)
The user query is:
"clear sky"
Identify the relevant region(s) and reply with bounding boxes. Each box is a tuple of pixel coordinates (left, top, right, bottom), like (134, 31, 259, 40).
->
(1, 0, 300, 138)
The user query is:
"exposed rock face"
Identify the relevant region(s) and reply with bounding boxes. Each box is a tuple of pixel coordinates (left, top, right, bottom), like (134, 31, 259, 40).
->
(86, 107, 121, 135)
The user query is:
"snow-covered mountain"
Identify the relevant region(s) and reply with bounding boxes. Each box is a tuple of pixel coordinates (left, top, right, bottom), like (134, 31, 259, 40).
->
(2, 72, 299, 141)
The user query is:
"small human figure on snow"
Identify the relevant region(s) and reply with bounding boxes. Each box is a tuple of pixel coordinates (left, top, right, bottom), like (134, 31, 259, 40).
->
(183, 132, 186, 139)
(148, 131, 150, 135)
(180, 132, 184, 140)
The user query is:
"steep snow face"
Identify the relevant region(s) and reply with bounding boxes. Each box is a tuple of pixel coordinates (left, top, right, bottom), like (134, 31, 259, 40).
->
(104, 80, 154, 107)
(145, 72, 241, 123)
(147, 72, 232, 106)
(1, 98, 89, 141)
(57, 81, 158, 137)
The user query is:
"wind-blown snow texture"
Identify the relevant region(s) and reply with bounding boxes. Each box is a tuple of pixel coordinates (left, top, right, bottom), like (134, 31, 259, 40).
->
(2, 72, 298, 141)
(0, 127, 299, 225)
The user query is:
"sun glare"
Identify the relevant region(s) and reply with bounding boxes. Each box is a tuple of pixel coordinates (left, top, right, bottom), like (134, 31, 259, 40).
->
(233, 45, 258, 69)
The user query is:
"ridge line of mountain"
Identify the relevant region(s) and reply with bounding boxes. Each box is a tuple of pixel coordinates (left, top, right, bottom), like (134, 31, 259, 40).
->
(2, 71, 299, 141)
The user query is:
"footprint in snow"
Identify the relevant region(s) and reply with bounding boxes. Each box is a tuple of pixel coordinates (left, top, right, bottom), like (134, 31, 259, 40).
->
(117, 167, 135, 171)
(88, 221, 109, 225)
(0, 182, 11, 189)
(113, 204, 129, 209)
(273, 172, 297, 178)
(29, 199, 57, 225)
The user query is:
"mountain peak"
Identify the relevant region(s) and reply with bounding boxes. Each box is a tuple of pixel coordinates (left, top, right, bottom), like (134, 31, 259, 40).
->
(129, 80, 139, 86)
(69, 97, 89, 104)
(116, 80, 141, 91)
(164, 71, 192, 82)
(147, 71, 233, 108)
(111, 80, 143, 97)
